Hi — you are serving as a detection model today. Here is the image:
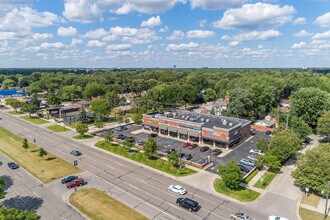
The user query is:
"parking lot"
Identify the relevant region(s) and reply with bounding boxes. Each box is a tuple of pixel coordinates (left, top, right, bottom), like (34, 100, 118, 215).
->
(98, 125, 271, 174)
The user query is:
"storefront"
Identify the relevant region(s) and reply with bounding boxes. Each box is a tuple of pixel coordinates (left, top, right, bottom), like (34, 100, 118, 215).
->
(159, 124, 168, 135)
(168, 126, 178, 137)
(178, 128, 188, 140)
(189, 130, 199, 142)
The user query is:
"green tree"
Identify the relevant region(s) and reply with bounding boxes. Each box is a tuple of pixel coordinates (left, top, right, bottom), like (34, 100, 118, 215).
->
(94, 118, 104, 129)
(47, 92, 61, 106)
(290, 87, 330, 128)
(0, 206, 40, 220)
(76, 123, 89, 136)
(77, 109, 89, 123)
(39, 148, 47, 160)
(292, 144, 330, 194)
(90, 99, 110, 117)
(132, 113, 142, 125)
(203, 88, 217, 102)
(256, 137, 269, 153)
(288, 116, 312, 141)
(2, 79, 15, 89)
(143, 137, 158, 159)
(84, 82, 104, 98)
(317, 111, 330, 136)
(61, 85, 83, 100)
(104, 133, 113, 143)
(6, 99, 23, 112)
(264, 155, 281, 173)
(228, 88, 254, 119)
(268, 129, 302, 163)
(167, 151, 179, 167)
(22, 138, 29, 152)
(26, 104, 38, 117)
(0, 178, 6, 199)
(117, 116, 124, 124)
(218, 161, 243, 190)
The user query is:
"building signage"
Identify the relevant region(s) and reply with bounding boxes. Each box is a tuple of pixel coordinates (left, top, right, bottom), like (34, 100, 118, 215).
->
(178, 124, 201, 131)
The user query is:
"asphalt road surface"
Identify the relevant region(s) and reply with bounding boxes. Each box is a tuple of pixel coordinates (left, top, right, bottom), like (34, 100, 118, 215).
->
(0, 111, 269, 220)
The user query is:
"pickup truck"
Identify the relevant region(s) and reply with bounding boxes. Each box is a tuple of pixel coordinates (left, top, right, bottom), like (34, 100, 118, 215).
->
(230, 212, 251, 220)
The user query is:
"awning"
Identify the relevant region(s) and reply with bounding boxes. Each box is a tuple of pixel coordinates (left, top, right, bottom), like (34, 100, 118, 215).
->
(168, 127, 178, 133)
(189, 130, 199, 137)
(159, 124, 168, 130)
(178, 128, 188, 135)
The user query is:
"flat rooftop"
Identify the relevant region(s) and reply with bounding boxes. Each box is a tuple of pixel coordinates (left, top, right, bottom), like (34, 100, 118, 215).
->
(145, 110, 250, 130)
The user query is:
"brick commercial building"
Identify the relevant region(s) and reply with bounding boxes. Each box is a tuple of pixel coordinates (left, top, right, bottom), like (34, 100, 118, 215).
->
(142, 110, 251, 149)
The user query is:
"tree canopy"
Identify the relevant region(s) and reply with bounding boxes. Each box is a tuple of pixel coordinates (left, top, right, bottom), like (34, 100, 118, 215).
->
(218, 161, 243, 190)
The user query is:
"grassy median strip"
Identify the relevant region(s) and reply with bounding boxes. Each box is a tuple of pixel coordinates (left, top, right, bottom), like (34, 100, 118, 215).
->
(47, 125, 70, 132)
(73, 134, 94, 140)
(95, 141, 196, 177)
(299, 207, 330, 220)
(214, 179, 260, 202)
(253, 171, 276, 189)
(69, 188, 148, 220)
(8, 111, 25, 115)
(0, 126, 82, 183)
(244, 169, 258, 182)
(20, 116, 49, 124)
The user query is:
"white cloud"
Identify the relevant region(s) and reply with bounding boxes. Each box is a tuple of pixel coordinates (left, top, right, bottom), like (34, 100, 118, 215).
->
(213, 3, 295, 30)
(109, 26, 160, 44)
(71, 38, 83, 45)
(86, 40, 106, 47)
(167, 30, 185, 40)
(292, 17, 307, 25)
(186, 30, 215, 38)
(233, 30, 281, 42)
(199, 19, 207, 28)
(190, 0, 245, 10)
(314, 12, 330, 27)
(221, 35, 230, 40)
(63, 0, 102, 23)
(33, 33, 53, 40)
(141, 16, 162, 28)
(312, 30, 330, 40)
(107, 44, 132, 51)
(39, 42, 68, 50)
(57, 26, 77, 37)
(167, 42, 199, 51)
(0, 0, 31, 15)
(291, 42, 306, 48)
(293, 30, 313, 37)
(159, 25, 168, 33)
(84, 28, 108, 39)
(114, 0, 185, 14)
(228, 41, 241, 47)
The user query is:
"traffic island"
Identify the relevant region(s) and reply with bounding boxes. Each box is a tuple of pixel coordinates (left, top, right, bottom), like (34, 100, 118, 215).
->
(69, 188, 149, 220)
(73, 134, 94, 140)
(47, 125, 70, 132)
(20, 116, 49, 124)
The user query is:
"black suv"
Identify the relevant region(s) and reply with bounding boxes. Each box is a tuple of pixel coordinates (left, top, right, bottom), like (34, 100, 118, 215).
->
(176, 197, 200, 212)
(200, 146, 210, 152)
(319, 137, 330, 143)
(7, 162, 19, 170)
(148, 133, 158, 138)
(61, 175, 78, 184)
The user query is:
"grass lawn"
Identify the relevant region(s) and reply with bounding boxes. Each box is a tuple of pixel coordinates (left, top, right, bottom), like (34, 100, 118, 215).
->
(47, 125, 70, 132)
(214, 179, 260, 202)
(299, 207, 330, 220)
(0, 126, 82, 183)
(73, 134, 94, 140)
(69, 188, 148, 220)
(95, 141, 196, 177)
(253, 171, 277, 189)
(20, 116, 49, 124)
(8, 111, 25, 115)
(301, 194, 321, 207)
(244, 169, 258, 182)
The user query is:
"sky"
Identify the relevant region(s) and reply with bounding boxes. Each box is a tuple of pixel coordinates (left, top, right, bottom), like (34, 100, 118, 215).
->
(0, 0, 330, 68)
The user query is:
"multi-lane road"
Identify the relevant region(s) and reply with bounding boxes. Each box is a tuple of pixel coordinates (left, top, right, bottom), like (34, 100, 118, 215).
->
(0, 110, 270, 220)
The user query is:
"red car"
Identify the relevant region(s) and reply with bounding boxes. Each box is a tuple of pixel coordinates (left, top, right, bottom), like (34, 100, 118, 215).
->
(182, 142, 191, 148)
(189, 144, 198, 149)
(66, 178, 85, 188)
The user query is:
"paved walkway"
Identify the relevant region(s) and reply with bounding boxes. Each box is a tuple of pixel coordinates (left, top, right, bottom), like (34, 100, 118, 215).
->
(246, 169, 267, 194)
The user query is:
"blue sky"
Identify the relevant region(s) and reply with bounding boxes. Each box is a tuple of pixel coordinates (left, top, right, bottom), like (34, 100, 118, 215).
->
(0, 0, 330, 68)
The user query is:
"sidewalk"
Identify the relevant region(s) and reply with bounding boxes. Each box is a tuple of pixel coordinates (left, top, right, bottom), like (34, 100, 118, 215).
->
(300, 195, 328, 216)
(246, 169, 267, 193)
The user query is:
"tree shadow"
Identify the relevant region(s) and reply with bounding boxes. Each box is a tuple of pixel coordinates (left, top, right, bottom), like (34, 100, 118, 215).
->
(30, 150, 39, 153)
(45, 157, 56, 161)
(0, 196, 44, 211)
(0, 175, 14, 191)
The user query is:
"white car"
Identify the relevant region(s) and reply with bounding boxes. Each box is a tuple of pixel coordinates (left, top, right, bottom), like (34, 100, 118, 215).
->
(268, 216, 289, 220)
(249, 149, 263, 155)
(168, 185, 187, 195)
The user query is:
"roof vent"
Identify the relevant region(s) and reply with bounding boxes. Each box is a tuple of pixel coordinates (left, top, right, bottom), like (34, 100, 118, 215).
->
(229, 122, 233, 126)
(206, 119, 210, 122)
(185, 116, 190, 120)
(223, 120, 227, 125)
(181, 115, 185, 118)
(201, 118, 204, 122)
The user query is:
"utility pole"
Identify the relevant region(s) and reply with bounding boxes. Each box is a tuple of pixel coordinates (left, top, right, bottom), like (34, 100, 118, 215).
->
(286, 114, 290, 130)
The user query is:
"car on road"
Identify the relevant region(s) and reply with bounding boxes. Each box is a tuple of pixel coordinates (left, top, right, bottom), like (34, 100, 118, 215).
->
(61, 175, 78, 184)
(176, 197, 200, 212)
(230, 212, 251, 220)
(7, 162, 19, 170)
(168, 185, 187, 195)
(135, 140, 145, 146)
(319, 136, 330, 143)
(148, 133, 158, 138)
(240, 158, 255, 167)
(265, 131, 272, 135)
(200, 146, 210, 152)
(66, 178, 85, 188)
(70, 150, 82, 156)
(249, 149, 263, 155)
(238, 164, 250, 173)
(182, 142, 191, 148)
(0, 161, 3, 166)
(268, 216, 289, 220)
(188, 143, 198, 149)
(212, 149, 222, 156)
(182, 154, 193, 160)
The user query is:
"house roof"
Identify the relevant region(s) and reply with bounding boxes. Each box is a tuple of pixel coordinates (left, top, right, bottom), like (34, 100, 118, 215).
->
(256, 119, 275, 127)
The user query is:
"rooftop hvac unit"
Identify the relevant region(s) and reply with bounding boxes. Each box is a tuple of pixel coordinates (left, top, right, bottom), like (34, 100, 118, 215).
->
(201, 118, 204, 122)
(229, 122, 233, 126)
(181, 115, 185, 118)
(173, 113, 176, 118)
(185, 116, 190, 120)
(206, 119, 210, 122)
(223, 120, 227, 125)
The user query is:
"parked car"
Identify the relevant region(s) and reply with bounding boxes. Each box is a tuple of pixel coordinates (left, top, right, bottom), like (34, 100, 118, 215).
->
(70, 150, 82, 156)
(7, 162, 19, 170)
(247, 155, 257, 161)
(66, 178, 85, 188)
(249, 149, 263, 156)
(212, 149, 222, 156)
(238, 164, 250, 173)
(188, 143, 198, 149)
(230, 212, 251, 220)
(120, 126, 127, 130)
(182, 154, 193, 160)
(61, 175, 78, 184)
(319, 136, 330, 143)
(164, 148, 176, 154)
(176, 197, 200, 212)
(265, 131, 272, 135)
(128, 150, 137, 155)
(148, 133, 158, 138)
(135, 140, 145, 146)
(115, 127, 123, 131)
(182, 142, 191, 148)
(200, 146, 210, 152)
(0, 161, 3, 166)
(250, 129, 257, 135)
(240, 158, 255, 167)
(169, 185, 187, 195)
(179, 153, 185, 158)
(268, 216, 289, 220)
(116, 134, 127, 140)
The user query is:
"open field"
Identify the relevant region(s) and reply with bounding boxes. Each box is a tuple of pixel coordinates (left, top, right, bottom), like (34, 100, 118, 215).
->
(20, 116, 49, 124)
(47, 124, 70, 132)
(69, 188, 149, 220)
(0, 126, 82, 183)
(214, 179, 260, 202)
(95, 140, 196, 177)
